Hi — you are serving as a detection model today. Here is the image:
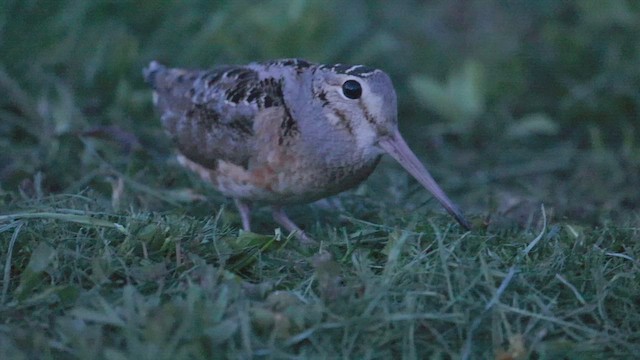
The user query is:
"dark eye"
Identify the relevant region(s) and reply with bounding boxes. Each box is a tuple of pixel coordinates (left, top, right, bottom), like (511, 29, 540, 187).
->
(342, 80, 362, 99)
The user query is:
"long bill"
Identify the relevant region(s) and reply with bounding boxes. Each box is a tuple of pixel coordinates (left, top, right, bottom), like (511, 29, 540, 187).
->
(378, 129, 471, 230)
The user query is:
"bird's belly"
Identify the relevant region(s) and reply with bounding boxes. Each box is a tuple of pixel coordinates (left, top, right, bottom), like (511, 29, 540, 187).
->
(212, 156, 381, 205)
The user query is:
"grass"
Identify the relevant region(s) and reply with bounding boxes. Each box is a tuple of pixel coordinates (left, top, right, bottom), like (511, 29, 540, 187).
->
(1, 199, 638, 358)
(1, 0, 640, 358)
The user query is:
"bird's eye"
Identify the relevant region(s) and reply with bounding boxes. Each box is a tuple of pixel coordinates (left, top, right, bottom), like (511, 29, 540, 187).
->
(342, 80, 362, 99)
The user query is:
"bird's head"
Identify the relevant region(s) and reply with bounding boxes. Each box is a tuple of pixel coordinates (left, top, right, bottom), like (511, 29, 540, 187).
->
(311, 64, 398, 154)
(311, 63, 471, 230)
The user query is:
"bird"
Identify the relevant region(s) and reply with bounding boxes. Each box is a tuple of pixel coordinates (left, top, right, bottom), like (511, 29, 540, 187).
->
(143, 58, 470, 244)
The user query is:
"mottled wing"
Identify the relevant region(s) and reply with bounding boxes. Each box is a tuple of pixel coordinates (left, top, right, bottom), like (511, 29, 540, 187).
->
(143, 61, 284, 169)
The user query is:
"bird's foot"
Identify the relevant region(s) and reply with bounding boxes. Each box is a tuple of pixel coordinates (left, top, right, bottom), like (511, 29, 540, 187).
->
(234, 199, 252, 231)
(271, 206, 317, 246)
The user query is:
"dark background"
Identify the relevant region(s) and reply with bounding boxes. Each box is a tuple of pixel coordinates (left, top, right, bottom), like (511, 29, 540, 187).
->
(1, 0, 639, 224)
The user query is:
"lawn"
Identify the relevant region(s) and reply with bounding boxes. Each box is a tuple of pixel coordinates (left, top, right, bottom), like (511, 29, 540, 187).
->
(1, 1, 639, 358)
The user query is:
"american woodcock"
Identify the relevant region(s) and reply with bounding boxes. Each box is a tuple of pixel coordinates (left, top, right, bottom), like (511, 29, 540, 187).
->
(144, 58, 470, 243)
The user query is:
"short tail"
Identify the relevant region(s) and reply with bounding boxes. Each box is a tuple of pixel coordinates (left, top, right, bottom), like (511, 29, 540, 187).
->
(143, 61, 166, 89)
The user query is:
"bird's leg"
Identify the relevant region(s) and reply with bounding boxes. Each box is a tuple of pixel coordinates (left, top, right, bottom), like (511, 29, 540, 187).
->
(234, 199, 252, 231)
(271, 206, 316, 245)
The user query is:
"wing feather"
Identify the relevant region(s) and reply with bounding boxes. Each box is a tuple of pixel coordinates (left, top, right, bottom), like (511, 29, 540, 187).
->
(143, 61, 285, 169)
